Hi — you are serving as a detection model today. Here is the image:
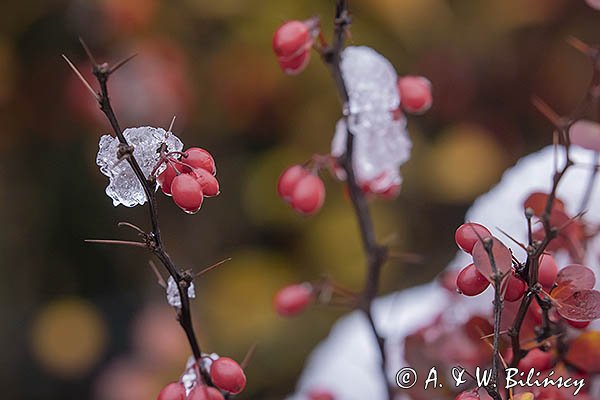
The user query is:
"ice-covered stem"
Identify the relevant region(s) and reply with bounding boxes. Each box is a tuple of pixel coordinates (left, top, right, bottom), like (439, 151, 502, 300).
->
(320, 1, 393, 398)
(75, 45, 211, 384)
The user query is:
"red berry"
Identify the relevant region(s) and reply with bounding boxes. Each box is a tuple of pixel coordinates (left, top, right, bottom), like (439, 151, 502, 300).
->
(308, 389, 335, 400)
(456, 263, 490, 296)
(360, 171, 401, 199)
(188, 386, 224, 400)
(455, 223, 492, 253)
(193, 168, 220, 197)
(278, 51, 311, 76)
(182, 148, 216, 175)
(273, 21, 313, 75)
(566, 319, 590, 329)
(455, 390, 480, 400)
(171, 173, 204, 213)
(528, 300, 543, 324)
(538, 254, 558, 288)
(291, 174, 325, 215)
(277, 165, 308, 202)
(157, 382, 186, 400)
(503, 273, 527, 302)
(157, 162, 181, 196)
(397, 76, 432, 114)
(210, 357, 246, 395)
(273, 284, 314, 316)
(518, 348, 553, 373)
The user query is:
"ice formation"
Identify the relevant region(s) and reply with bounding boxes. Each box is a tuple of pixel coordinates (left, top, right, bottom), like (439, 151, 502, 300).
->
(335, 46, 411, 193)
(181, 356, 198, 395)
(331, 115, 411, 193)
(96, 126, 183, 207)
(166, 275, 196, 308)
(340, 46, 400, 115)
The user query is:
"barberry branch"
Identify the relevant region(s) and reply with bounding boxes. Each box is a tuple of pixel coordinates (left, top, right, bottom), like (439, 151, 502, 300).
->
(320, 1, 393, 398)
(482, 238, 503, 400)
(64, 45, 212, 385)
(505, 40, 600, 398)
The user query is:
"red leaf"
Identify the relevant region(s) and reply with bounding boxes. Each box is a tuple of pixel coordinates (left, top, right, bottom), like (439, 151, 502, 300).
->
(551, 264, 596, 301)
(472, 238, 512, 278)
(524, 192, 565, 217)
(556, 289, 600, 322)
(565, 331, 600, 373)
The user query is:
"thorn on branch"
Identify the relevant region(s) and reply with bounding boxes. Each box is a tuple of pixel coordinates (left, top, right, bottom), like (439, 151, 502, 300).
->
(195, 258, 233, 277)
(62, 54, 100, 101)
(566, 36, 594, 57)
(110, 53, 138, 75)
(79, 37, 98, 65)
(149, 260, 167, 288)
(84, 239, 148, 248)
(532, 96, 564, 129)
(240, 343, 257, 370)
(118, 221, 147, 236)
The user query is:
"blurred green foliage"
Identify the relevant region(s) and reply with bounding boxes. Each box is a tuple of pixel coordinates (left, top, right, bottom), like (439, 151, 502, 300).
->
(0, 0, 598, 398)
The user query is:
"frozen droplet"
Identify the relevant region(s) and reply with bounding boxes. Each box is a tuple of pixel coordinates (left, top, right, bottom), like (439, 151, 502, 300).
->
(331, 114, 411, 193)
(181, 355, 198, 395)
(166, 275, 196, 308)
(96, 126, 184, 207)
(340, 46, 399, 115)
(200, 353, 220, 371)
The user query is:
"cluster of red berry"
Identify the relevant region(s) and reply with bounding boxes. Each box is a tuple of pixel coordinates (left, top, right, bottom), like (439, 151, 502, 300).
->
(273, 20, 432, 114)
(157, 357, 246, 400)
(277, 165, 326, 215)
(454, 223, 558, 300)
(156, 147, 220, 214)
(272, 19, 318, 75)
(454, 222, 594, 333)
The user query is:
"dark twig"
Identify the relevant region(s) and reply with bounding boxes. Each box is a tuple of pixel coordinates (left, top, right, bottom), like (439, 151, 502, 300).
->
(65, 42, 211, 384)
(319, 1, 392, 398)
(505, 41, 600, 399)
(481, 238, 503, 400)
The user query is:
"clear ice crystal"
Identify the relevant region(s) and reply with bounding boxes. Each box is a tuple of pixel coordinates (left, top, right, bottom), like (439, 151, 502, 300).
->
(331, 114, 411, 192)
(96, 126, 184, 207)
(181, 356, 198, 395)
(340, 46, 399, 115)
(200, 353, 220, 371)
(166, 276, 196, 308)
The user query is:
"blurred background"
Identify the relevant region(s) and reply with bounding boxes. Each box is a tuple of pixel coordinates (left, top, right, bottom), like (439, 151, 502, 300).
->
(0, 0, 599, 398)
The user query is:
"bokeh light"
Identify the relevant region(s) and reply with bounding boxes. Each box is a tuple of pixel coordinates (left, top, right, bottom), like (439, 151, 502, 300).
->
(30, 297, 108, 379)
(1, 0, 598, 398)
